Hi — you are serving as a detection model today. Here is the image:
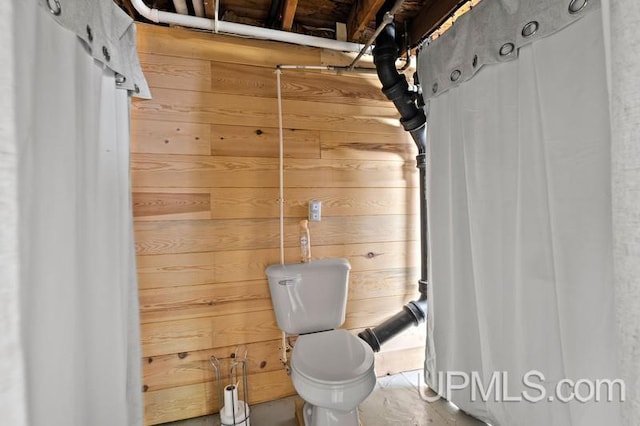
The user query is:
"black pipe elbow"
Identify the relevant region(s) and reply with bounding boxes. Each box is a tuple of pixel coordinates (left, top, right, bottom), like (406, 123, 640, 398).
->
(373, 12, 426, 153)
(358, 298, 428, 352)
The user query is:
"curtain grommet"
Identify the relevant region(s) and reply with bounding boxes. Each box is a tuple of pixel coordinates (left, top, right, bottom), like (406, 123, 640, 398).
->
(432, 82, 438, 94)
(568, 0, 588, 14)
(115, 74, 126, 86)
(522, 21, 539, 38)
(102, 46, 111, 62)
(472, 54, 478, 68)
(47, 0, 61, 16)
(134, 84, 140, 94)
(450, 70, 461, 82)
(499, 42, 515, 57)
(86, 25, 93, 42)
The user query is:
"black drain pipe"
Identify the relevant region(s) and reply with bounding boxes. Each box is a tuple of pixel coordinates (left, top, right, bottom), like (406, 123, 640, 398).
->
(358, 2, 429, 352)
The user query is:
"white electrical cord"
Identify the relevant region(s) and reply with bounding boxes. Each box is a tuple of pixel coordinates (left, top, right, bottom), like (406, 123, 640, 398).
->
(275, 68, 285, 266)
(275, 68, 290, 371)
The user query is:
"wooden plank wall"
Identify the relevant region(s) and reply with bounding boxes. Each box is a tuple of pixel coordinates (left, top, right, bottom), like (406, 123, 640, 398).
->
(132, 23, 425, 425)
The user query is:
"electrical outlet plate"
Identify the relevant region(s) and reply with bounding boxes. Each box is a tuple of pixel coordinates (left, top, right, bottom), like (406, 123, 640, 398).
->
(308, 200, 322, 222)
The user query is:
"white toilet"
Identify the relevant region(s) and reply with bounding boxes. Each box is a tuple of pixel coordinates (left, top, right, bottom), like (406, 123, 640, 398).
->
(265, 258, 376, 426)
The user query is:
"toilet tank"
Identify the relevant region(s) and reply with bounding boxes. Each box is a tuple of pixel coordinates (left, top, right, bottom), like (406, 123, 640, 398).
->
(265, 258, 351, 335)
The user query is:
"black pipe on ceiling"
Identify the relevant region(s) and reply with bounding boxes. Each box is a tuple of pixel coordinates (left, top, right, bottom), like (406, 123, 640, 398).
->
(358, 1, 429, 352)
(265, 0, 283, 29)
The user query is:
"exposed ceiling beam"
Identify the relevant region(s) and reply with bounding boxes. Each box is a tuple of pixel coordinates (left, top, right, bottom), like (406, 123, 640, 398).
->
(408, 0, 465, 46)
(203, 0, 214, 19)
(347, 0, 386, 43)
(281, 0, 299, 31)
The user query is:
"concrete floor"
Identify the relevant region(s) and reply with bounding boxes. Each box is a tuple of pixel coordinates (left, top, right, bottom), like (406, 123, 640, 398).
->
(162, 370, 485, 426)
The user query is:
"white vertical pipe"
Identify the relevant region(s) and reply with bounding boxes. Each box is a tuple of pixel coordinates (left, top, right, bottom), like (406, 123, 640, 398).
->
(172, 0, 188, 15)
(214, 0, 220, 33)
(192, 0, 205, 17)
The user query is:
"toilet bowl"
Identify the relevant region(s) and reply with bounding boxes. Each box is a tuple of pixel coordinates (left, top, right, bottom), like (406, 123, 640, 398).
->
(290, 329, 376, 426)
(265, 259, 376, 426)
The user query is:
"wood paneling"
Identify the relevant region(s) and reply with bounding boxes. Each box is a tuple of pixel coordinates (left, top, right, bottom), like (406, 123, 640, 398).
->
(131, 87, 400, 134)
(277, 71, 388, 106)
(214, 63, 388, 106)
(209, 187, 417, 219)
(137, 241, 419, 290)
(344, 295, 415, 329)
(374, 346, 427, 376)
(143, 339, 286, 392)
(210, 124, 320, 159)
(132, 188, 214, 222)
(136, 23, 319, 67)
(143, 369, 295, 425)
(348, 268, 419, 300)
(134, 23, 424, 425)
(131, 154, 279, 189)
(132, 192, 211, 218)
(141, 294, 413, 358)
(321, 129, 416, 161)
(132, 120, 211, 155)
(209, 187, 280, 219)
(139, 269, 418, 324)
(139, 280, 273, 323)
(141, 310, 282, 357)
(139, 53, 211, 92)
(131, 154, 416, 188)
(137, 251, 215, 289)
(134, 215, 416, 255)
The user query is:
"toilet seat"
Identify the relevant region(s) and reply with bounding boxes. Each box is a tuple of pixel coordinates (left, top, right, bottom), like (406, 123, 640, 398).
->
(291, 329, 375, 385)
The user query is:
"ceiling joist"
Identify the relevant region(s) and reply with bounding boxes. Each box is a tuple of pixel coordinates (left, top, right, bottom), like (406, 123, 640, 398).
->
(347, 0, 386, 43)
(203, 0, 214, 18)
(281, 0, 299, 31)
(408, 0, 465, 45)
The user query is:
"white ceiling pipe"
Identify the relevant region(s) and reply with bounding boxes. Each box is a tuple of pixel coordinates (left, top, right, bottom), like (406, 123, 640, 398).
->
(130, 0, 367, 53)
(172, 0, 189, 15)
(192, 0, 205, 17)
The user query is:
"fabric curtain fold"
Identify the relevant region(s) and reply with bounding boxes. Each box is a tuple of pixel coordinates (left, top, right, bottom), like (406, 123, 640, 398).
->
(0, 1, 28, 422)
(37, 0, 150, 98)
(14, 2, 143, 425)
(422, 9, 621, 426)
(604, 0, 640, 422)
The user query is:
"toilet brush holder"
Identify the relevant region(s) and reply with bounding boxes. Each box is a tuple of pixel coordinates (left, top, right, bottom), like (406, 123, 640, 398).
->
(210, 346, 250, 426)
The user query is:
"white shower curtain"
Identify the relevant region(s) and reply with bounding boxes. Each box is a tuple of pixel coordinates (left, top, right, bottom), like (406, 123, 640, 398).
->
(3, 1, 146, 425)
(421, 6, 622, 426)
